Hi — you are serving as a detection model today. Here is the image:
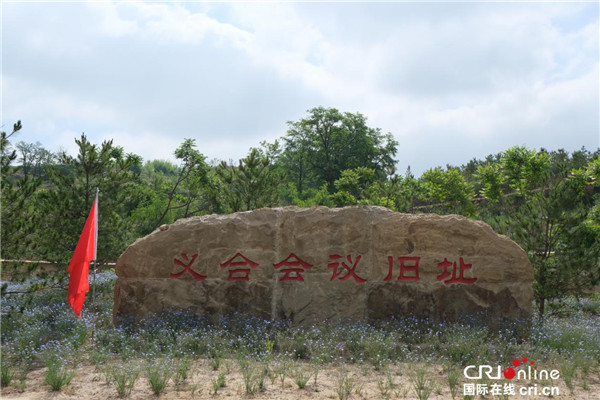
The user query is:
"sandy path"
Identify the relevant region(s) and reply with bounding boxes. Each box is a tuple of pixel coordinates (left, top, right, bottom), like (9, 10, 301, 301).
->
(1, 360, 598, 399)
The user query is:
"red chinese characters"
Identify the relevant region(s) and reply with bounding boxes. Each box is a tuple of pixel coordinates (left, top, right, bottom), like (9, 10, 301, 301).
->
(437, 257, 477, 285)
(170, 251, 478, 286)
(274, 253, 313, 282)
(220, 252, 259, 281)
(328, 254, 366, 283)
(384, 256, 420, 281)
(171, 253, 206, 281)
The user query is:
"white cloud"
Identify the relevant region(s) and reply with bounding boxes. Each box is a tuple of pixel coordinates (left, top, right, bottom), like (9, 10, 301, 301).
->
(130, 2, 252, 47)
(1, 1, 598, 175)
(88, 2, 139, 38)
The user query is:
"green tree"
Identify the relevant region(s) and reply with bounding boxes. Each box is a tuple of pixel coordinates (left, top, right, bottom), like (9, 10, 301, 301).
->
(476, 147, 600, 319)
(217, 148, 283, 212)
(475, 163, 503, 202)
(501, 147, 551, 196)
(126, 160, 181, 235)
(1, 121, 42, 261)
(38, 134, 142, 265)
(419, 167, 476, 216)
(15, 141, 54, 178)
(372, 167, 423, 213)
(148, 139, 221, 232)
(331, 167, 382, 207)
(283, 107, 398, 193)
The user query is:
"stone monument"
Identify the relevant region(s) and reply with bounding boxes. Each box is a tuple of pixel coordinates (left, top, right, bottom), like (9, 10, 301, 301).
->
(113, 206, 533, 326)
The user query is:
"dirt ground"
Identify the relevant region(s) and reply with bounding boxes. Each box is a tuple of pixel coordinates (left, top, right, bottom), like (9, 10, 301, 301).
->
(1, 359, 598, 399)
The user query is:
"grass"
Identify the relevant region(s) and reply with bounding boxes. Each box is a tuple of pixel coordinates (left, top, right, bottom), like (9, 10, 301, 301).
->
(271, 359, 290, 388)
(445, 364, 461, 399)
(172, 357, 191, 386)
(1, 271, 600, 396)
(311, 360, 321, 391)
(43, 352, 75, 391)
(208, 345, 223, 371)
(560, 360, 577, 393)
(335, 366, 354, 400)
(292, 362, 313, 389)
(1, 359, 15, 387)
(376, 365, 396, 399)
(239, 357, 268, 394)
(377, 375, 393, 399)
(409, 365, 435, 400)
(211, 371, 226, 394)
(145, 359, 173, 395)
(107, 363, 140, 397)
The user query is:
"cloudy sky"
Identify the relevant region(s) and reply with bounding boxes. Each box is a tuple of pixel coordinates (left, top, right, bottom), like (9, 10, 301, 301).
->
(2, 1, 598, 176)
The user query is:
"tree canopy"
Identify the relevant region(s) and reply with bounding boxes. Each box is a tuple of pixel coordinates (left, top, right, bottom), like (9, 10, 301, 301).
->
(281, 107, 398, 194)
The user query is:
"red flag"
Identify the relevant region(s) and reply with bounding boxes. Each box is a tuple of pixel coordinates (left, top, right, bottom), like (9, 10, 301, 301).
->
(67, 192, 98, 318)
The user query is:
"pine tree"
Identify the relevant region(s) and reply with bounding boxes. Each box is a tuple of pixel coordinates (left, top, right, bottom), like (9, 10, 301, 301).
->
(217, 148, 283, 212)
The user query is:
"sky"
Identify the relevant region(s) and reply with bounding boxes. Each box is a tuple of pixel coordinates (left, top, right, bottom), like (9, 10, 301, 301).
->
(2, 0, 599, 176)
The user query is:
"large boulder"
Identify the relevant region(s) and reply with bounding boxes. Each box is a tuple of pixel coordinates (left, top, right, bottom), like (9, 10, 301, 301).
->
(113, 206, 533, 326)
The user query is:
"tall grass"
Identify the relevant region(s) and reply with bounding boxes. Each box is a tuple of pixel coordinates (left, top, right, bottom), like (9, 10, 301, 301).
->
(211, 371, 226, 394)
(445, 364, 461, 399)
(145, 359, 173, 395)
(43, 352, 75, 391)
(1, 360, 15, 387)
(292, 362, 313, 389)
(409, 365, 434, 400)
(238, 357, 268, 394)
(172, 358, 191, 386)
(107, 363, 140, 398)
(335, 367, 354, 400)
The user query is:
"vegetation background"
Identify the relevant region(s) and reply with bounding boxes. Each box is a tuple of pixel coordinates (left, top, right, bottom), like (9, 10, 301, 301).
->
(3, 110, 599, 319)
(1, 111, 599, 398)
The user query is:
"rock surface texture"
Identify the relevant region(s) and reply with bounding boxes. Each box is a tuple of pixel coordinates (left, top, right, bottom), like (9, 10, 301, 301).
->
(113, 206, 533, 325)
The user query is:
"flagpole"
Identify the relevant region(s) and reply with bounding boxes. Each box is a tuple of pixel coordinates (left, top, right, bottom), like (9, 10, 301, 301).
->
(91, 188, 99, 308)
(91, 262, 96, 307)
(91, 188, 99, 345)
(67, 185, 99, 319)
